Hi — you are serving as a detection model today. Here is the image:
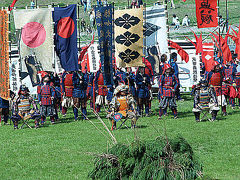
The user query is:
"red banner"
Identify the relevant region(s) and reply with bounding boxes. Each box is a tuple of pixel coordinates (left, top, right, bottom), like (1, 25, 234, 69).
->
(195, 0, 218, 28)
(0, 10, 10, 100)
(202, 43, 214, 72)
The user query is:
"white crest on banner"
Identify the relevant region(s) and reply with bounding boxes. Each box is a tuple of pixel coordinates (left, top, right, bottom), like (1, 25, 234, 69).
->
(145, 5, 168, 54)
(88, 43, 100, 72)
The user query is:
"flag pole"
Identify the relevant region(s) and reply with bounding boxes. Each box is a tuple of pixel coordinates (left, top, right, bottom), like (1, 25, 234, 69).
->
(217, 0, 223, 115)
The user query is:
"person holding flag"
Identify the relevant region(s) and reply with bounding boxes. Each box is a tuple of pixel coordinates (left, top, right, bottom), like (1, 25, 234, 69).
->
(72, 70, 88, 120)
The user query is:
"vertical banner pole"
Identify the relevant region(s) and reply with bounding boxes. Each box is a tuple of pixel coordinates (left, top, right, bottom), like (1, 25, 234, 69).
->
(112, 2, 115, 72)
(144, 3, 146, 65)
(77, 3, 81, 63)
(225, 0, 228, 33)
(217, 0, 223, 115)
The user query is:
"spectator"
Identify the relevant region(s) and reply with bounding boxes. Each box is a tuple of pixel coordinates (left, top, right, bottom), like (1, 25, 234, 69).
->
(81, 18, 86, 32)
(169, 0, 175, 9)
(89, 11, 95, 29)
(30, 0, 35, 9)
(131, 0, 138, 8)
(182, 15, 190, 27)
(82, 0, 87, 12)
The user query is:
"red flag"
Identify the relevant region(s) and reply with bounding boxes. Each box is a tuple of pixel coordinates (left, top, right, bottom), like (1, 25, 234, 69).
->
(196, 33, 203, 54)
(9, 0, 18, 11)
(78, 33, 95, 63)
(195, 0, 218, 28)
(202, 43, 215, 72)
(182, 0, 187, 2)
(236, 21, 240, 59)
(185, 36, 197, 49)
(210, 32, 232, 63)
(168, 40, 189, 63)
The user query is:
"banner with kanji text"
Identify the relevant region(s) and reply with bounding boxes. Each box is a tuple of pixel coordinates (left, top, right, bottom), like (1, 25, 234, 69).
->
(195, 0, 218, 28)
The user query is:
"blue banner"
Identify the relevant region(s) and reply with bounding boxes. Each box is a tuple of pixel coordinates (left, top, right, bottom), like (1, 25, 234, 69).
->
(95, 4, 113, 85)
(53, 4, 78, 71)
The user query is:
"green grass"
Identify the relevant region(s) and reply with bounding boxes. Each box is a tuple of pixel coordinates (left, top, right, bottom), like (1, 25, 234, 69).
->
(1, 95, 240, 179)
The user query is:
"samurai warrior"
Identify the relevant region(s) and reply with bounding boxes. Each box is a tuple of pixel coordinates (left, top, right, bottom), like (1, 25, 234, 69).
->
(136, 67, 151, 117)
(72, 70, 88, 120)
(61, 71, 74, 116)
(11, 85, 40, 129)
(107, 85, 137, 130)
(38, 75, 56, 125)
(86, 72, 95, 109)
(95, 68, 108, 113)
(192, 79, 220, 122)
(158, 64, 179, 119)
(207, 61, 227, 116)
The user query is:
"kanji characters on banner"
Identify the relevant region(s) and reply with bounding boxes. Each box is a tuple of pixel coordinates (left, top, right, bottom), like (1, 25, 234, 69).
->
(53, 4, 78, 71)
(87, 44, 100, 72)
(195, 0, 218, 28)
(13, 8, 54, 88)
(115, 8, 144, 68)
(95, 4, 114, 85)
(0, 10, 10, 100)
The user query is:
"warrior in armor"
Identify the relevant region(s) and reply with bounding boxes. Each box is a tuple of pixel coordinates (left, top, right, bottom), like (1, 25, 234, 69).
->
(0, 96, 10, 125)
(207, 61, 227, 116)
(72, 70, 88, 120)
(107, 85, 137, 130)
(86, 72, 95, 109)
(136, 67, 151, 116)
(106, 74, 121, 105)
(125, 67, 136, 100)
(159, 64, 179, 119)
(223, 61, 237, 109)
(192, 80, 220, 122)
(94, 68, 108, 113)
(11, 85, 40, 129)
(61, 71, 74, 116)
(235, 72, 240, 109)
(169, 52, 182, 101)
(38, 75, 56, 125)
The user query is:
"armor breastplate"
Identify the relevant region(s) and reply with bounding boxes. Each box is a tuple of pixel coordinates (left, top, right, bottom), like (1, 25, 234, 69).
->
(64, 74, 73, 86)
(199, 88, 210, 108)
(163, 76, 173, 87)
(98, 73, 104, 85)
(210, 72, 221, 86)
(18, 98, 31, 111)
(117, 97, 128, 111)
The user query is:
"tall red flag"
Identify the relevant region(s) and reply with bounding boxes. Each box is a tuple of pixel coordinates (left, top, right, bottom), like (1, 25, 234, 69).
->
(236, 22, 240, 59)
(168, 40, 189, 63)
(210, 32, 232, 63)
(202, 43, 215, 72)
(9, 0, 18, 11)
(195, 0, 218, 28)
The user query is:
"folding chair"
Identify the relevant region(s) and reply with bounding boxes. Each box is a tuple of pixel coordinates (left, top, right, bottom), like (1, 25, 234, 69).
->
(200, 106, 212, 122)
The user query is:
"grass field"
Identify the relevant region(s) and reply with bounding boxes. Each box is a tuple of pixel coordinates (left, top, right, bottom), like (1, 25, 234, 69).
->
(1, 95, 240, 179)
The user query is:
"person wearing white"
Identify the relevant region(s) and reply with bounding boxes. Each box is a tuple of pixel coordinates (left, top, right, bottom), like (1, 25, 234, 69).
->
(182, 15, 190, 27)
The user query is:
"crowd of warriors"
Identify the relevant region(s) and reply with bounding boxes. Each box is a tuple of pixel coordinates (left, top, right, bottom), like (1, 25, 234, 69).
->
(0, 52, 240, 129)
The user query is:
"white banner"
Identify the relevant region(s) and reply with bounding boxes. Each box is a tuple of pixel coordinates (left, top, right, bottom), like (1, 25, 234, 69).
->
(88, 43, 100, 72)
(9, 59, 20, 94)
(13, 8, 54, 72)
(145, 5, 168, 54)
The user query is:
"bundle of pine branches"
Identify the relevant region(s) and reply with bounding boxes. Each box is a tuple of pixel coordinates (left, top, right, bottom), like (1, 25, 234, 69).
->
(88, 136, 202, 180)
